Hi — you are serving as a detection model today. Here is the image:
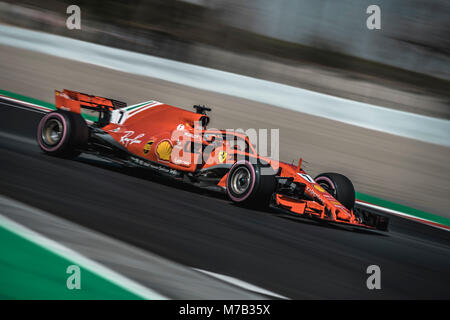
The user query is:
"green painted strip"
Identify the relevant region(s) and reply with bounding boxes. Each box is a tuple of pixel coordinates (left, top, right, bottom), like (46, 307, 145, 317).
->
(356, 192, 450, 227)
(0, 89, 98, 122)
(0, 225, 143, 299)
(0, 89, 55, 110)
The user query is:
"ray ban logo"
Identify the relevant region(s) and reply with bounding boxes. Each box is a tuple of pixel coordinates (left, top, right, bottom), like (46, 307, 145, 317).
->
(120, 131, 145, 147)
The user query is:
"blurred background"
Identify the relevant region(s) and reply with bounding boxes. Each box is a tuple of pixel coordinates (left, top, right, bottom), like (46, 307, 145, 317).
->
(1, 1, 450, 300)
(0, 0, 449, 118)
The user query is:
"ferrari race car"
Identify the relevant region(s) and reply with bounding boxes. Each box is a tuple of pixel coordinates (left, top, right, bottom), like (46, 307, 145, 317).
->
(36, 89, 388, 231)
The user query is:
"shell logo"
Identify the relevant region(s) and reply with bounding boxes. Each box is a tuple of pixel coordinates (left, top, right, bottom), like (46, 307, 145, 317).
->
(156, 140, 173, 161)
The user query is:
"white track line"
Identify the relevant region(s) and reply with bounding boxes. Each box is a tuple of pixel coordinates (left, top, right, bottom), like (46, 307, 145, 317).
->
(356, 200, 449, 232)
(0, 212, 168, 300)
(0, 100, 47, 114)
(0, 96, 98, 124)
(0, 95, 53, 111)
(195, 268, 289, 300)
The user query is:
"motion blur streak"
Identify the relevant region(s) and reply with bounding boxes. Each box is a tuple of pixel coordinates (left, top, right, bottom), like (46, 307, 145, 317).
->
(0, 24, 448, 147)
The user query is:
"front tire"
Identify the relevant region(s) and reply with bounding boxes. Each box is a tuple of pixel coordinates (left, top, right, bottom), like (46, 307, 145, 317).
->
(226, 160, 276, 207)
(37, 111, 88, 158)
(314, 172, 355, 210)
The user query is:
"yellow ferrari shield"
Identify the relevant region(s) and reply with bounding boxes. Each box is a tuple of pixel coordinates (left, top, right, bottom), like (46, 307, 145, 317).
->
(143, 140, 154, 154)
(218, 151, 227, 163)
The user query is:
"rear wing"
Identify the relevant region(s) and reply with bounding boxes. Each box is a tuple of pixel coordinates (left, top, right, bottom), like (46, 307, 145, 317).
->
(55, 89, 127, 125)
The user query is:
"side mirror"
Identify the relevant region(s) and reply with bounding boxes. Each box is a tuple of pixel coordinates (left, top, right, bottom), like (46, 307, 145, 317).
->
(297, 157, 302, 171)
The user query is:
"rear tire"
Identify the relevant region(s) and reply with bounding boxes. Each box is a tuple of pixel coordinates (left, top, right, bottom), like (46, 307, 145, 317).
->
(226, 160, 276, 208)
(37, 110, 88, 158)
(314, 172, 355, 210)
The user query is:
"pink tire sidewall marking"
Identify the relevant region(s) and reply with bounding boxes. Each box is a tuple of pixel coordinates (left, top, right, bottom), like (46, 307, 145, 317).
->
(315, 176, 336, 190)
(37, 112, 68, 152)
(226, 160, 256, 202)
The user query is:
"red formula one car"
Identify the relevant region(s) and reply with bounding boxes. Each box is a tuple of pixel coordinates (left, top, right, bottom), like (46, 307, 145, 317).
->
(36, 89, 388, 231)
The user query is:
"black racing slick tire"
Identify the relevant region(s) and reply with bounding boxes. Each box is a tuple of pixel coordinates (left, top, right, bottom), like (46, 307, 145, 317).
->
(226, 160, 276, 208)
(37, 110, 88, 158)
(314, 172, 355, 210)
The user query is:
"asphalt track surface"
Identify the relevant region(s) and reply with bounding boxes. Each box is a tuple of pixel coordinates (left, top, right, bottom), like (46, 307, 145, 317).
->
(1, 101, 450, 299)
